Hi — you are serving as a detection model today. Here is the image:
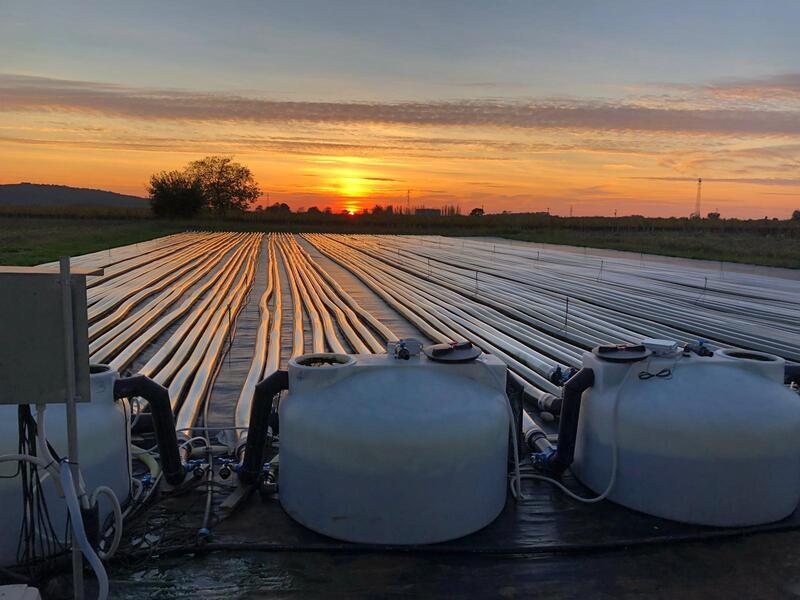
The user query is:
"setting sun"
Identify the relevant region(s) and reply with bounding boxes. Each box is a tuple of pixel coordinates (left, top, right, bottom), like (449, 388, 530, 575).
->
(337, 176, 371, 198)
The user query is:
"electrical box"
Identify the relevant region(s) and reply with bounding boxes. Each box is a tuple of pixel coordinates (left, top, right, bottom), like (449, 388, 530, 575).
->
(0, 266, 100, 405)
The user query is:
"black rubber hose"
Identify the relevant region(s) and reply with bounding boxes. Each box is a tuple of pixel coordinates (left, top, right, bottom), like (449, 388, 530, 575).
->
(547, 368, 594, 475)
(786, 364, 800, 386)
(505, 374, 525, 462)
(239, 370, 289, 485)
(114, 375, 185, 486)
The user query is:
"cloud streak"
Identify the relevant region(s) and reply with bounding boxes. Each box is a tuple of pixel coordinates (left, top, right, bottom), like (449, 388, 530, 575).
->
(629, 176, 800, 186)
(3, 73, 800, 136)
(702, 74, 800, 102)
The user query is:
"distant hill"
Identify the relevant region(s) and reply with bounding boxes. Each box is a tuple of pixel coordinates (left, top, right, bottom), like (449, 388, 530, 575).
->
(0, 183, 147, 208)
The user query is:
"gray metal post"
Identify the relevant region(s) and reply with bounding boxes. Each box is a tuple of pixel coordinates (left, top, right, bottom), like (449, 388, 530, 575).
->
(60, 256, 84, 600)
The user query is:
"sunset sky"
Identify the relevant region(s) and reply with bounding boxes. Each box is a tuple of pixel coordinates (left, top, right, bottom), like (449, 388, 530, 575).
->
(2, 1, 800, 217)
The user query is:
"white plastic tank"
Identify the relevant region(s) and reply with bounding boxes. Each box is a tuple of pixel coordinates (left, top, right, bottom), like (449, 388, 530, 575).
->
(278, 350, 510, 544)
(0, 365, 131, 566)
(572, 344, 800, 526)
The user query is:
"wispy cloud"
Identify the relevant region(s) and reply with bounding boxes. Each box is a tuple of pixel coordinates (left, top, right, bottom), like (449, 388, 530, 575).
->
(701, 74, 800, 102)
(3, 73, 800, 136)
(629, 176, 800, 186)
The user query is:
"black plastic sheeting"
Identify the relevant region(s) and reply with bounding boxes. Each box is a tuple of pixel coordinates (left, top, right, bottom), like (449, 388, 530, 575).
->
(111, 472, 800, 598)
(210, 472, 800, 553)
(276, 246, 300, 360)
(111, 527, 800, 599)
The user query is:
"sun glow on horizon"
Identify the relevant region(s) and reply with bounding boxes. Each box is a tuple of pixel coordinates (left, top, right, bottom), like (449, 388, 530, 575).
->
(2, 87, 800, 218)
(336, 175, 372, 198)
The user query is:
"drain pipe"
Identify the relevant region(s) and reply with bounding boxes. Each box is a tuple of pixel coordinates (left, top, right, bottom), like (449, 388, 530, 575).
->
(114, 375, 185, 486)
(531, 368, 594, 476)
(238, 370, 289, 485)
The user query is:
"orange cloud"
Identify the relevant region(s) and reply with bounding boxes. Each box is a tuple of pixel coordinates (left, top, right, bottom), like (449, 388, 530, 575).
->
(2, 73, 800, 218)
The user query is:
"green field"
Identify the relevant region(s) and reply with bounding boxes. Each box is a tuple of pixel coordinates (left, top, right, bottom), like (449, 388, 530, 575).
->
(1, 208, 798, 268)
(0, 217, 184, 266)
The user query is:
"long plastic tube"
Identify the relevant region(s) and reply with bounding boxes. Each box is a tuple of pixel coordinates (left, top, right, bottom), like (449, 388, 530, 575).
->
(90, 235, 244, 362)
(235, 236, 284, 440)
(282, 236, 305, 358)
(60, 464, 109, 600)
(106, 237, 252, 371)
(281, 236, 325, 353)
(140, 236, 258, 380)
(357, 234, 800, 358)
(288, 237, 384, 353)
(88, 234, 230, 322)
(173, 237, 260, 430)
(305, 234, 800, 398)
(282, 237, 368, 353)
(295, 238, 397, 344)
(234, 237, 275, 441)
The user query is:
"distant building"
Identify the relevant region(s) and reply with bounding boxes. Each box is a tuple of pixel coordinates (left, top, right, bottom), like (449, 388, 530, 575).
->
(414, 208, 441, 216)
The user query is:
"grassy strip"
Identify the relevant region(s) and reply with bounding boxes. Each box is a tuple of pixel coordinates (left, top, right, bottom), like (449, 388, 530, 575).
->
(0, 217, 184, 265)
(501, 229, 800, 269)
(1, 212, 798, 268)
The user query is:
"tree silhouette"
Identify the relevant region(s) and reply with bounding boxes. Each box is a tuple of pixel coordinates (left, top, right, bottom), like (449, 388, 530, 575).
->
(185, 156, 260, 217)
(264, 202, 291, 214)
(147, 171, 205, 218)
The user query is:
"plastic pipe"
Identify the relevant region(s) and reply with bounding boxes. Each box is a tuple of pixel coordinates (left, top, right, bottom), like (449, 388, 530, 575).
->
(114, 376, 185, 486)
(522, 411, 553, 454)
(60, 464, 109, 600)
(239, 370, 289, 485)
(234, 237, 275, 438)
(541, 368, 594, 475)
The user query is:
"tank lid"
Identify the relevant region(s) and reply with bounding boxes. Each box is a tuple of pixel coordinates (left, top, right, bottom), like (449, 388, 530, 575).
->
(592, 344, 652, 363)
(424, 341, 482, 363)
(291, 353, 355, 368)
